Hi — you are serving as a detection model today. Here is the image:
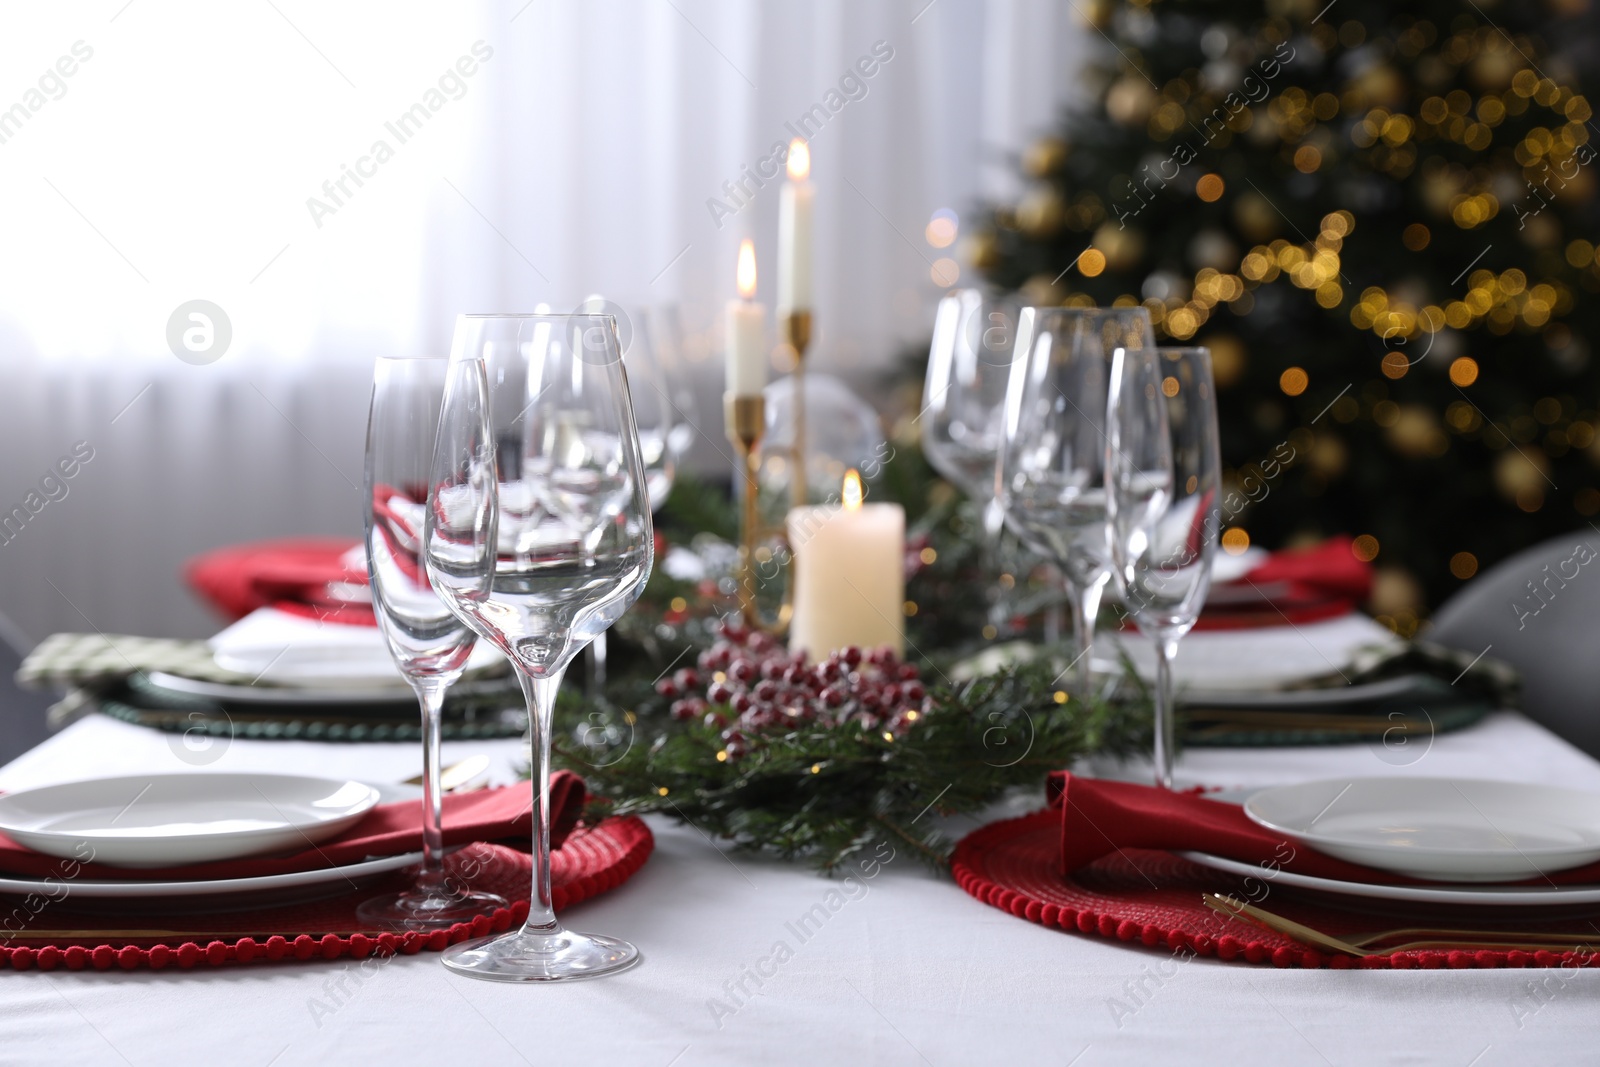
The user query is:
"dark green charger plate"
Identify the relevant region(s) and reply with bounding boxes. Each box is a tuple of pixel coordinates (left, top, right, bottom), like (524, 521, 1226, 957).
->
(93, 671, 529, 742)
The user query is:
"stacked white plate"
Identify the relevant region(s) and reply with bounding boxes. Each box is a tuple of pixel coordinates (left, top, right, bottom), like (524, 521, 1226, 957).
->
(1183, 777, 1600, 906)
(0, 772, 413, 905)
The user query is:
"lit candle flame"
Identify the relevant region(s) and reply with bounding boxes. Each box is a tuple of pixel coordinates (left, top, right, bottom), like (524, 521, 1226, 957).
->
(787, 138, 810, 182)
(842, 469, 863, 511)
(736, 239, 757, 299)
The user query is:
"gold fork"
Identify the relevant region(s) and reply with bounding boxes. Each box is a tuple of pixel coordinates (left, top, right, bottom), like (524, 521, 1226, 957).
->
(1203, 894, 1599, 956)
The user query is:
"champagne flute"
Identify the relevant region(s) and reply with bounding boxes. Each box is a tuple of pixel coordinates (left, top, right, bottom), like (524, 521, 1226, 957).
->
(357, 355, 507, 929)
(427, 313, 653, 982)
(999, 306, 1157, 696)
(1106, 346, 1221, 789)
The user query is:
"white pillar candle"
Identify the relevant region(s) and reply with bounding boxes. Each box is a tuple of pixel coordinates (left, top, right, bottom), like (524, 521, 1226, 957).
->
(788, 470, 905, 659)
(725, 239, 766, 397)
(778, 139, 813, 313)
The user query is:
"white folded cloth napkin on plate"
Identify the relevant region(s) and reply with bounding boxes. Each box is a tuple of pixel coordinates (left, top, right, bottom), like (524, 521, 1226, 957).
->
(208, 607, 504, 687)
(954, 613, 1400, 694)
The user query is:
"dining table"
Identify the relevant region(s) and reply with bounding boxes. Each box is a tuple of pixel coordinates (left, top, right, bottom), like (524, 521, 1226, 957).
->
(2, 707, 1597, 1066)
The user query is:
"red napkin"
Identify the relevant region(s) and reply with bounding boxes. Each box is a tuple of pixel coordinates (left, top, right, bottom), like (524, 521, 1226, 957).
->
(0, 776, 584, 881)
(1244, 536, 1372, 600)
(1048, 772, 1600, 886)
(185, 538, 375, 626)
(1193, 536, 1372, 631)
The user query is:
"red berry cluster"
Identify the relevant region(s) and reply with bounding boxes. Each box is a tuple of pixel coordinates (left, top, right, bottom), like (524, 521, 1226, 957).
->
(654, 622, 930, 759)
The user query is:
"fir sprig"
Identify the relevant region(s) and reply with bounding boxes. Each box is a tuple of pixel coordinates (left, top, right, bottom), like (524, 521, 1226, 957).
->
(553, 657, 1149, 873)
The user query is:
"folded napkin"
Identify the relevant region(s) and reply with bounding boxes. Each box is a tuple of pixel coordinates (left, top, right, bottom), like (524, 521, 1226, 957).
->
(1195, 536, 1373, 630)
(208, 607, 505, 686)
(1244, 536, 1372, 601)
(186, 538, 374, 626)
(1048, 772, 1600, 886)
(0, 775, 583, 881)
(207, 607, 400, 683)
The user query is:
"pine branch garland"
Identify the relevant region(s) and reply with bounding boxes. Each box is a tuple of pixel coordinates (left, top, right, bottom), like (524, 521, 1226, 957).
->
(554, 657, 1148, 873)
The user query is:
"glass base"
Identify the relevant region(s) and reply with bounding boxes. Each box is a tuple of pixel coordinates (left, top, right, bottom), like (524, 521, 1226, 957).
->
(356, 888, 508, 931)
(441, 926, 640, 982)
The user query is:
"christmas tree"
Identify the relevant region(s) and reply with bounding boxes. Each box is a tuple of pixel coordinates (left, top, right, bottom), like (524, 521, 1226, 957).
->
(971, 0, 1600, 629)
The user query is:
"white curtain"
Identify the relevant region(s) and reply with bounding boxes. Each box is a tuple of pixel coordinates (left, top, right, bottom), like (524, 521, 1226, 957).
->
(0, 0, 1089, 641)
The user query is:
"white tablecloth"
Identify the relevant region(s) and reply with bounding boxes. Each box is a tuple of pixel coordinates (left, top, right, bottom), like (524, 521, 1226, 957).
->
(3, 711, 1598, 1066)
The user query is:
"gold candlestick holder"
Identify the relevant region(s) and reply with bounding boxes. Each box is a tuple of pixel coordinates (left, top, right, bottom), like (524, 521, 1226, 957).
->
(725, 391, 769, 631)
(782, 309, 813, 511)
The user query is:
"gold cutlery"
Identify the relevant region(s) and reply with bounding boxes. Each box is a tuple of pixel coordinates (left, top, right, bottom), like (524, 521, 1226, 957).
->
(1203, 893, 1599, 956)
(402, 754, 491, 792)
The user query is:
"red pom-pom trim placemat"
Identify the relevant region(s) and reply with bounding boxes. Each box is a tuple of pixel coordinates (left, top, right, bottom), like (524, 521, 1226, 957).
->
(952, 811, 1600, 970)
(1, 816, 651, 972)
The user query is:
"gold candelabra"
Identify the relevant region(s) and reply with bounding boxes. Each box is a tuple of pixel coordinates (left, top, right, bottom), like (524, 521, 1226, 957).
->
(783, 310, 813, 512)
(725, 311, 811, 636)
(724, 392, 769, 631)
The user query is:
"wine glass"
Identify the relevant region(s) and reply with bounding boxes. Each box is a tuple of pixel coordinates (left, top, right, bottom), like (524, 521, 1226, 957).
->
(922, 289, 1017, 533)
(1106, 346, 1221, 789)
(925, 289, 1047, 634)
(580, 297, 680, 510)
(426, 313, 653, 982)
(999, 306, 1157, 696)
(577, 300, 683, 688)
(357, 355, 508, 929)
(635, 305, 698, 492)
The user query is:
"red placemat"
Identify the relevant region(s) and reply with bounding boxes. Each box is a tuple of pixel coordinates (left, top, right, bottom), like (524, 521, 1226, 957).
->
(952, 811, 1600, 970)
(1, 816, 651, 972)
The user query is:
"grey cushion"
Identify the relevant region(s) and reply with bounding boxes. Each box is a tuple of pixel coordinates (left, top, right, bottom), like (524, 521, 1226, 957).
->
(1429, 530, 1600, 756)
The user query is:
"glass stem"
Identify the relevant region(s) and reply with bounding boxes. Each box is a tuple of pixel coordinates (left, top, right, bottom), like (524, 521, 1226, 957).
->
(1043, 601, 1063, 645)
(980, 525, 1006, 633)
(588, 632, 608, 693)
(413, 679, 450, 896)
(1069, 572, 1109, 698)
(1152, 637, 1179, 790)
(517, 666, 566, 935)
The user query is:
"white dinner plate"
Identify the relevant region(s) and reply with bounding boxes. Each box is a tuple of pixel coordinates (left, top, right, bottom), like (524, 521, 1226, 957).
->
(1243, 777, 1600, 882)
(0, 850, 424, 903)
(144, 671, 512, 707)
(1177, 850, 1600, 907)
(0, 773, 381, 868)
(147, 671, 411, 706)
(1176, 674, 1425, 710)
(1094, 613, 1402, 694)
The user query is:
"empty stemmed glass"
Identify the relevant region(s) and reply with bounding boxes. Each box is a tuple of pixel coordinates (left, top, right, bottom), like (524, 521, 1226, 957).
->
(1106, 346, 1221, 789)
(922, 289, 1017, 534)
(580, 297, 681, 511)
(633, 306, 697, 506)
(999, 306, 1158, 696)
(926, 289, 1049, 635)
(426, 313, 653, 981)
(577, 301, 685, 687)
(357, 355, 507, 929)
